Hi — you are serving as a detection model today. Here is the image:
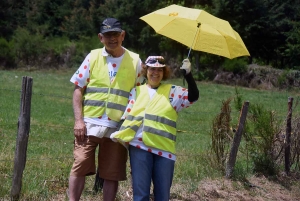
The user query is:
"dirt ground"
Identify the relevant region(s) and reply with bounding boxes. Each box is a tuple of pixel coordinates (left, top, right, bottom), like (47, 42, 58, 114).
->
(51, 173, 300, 201)
(170, 174, 300, 201)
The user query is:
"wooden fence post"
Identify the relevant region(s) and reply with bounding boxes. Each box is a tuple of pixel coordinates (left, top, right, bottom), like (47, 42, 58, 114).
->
(285, 97, 293, 174)
(225, 101, 249, 179)
(11, 76, 33, 201)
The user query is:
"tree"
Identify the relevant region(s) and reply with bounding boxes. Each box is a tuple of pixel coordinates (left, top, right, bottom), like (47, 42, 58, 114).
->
(61, 0, 94, 40)
(212, 0, 300, 68)
(0, 0, 27, 40)
(284, 3, 300, 69)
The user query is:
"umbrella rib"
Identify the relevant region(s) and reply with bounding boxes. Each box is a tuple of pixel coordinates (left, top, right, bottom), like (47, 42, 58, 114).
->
(215, 29, 233, 59)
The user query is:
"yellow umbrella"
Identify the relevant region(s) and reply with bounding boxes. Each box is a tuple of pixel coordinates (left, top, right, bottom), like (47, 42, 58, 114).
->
(140, 4, 250, 59)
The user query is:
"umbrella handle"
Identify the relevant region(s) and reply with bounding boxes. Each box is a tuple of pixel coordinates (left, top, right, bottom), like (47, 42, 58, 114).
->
(187, 23, 201, 59)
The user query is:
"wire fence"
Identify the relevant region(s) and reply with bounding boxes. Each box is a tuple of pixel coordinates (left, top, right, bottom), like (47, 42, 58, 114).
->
(0, 86, 216, 166)
(1, 87, 296, 118)
(1, 85, 299, 169)
(1, 77, 300, 199)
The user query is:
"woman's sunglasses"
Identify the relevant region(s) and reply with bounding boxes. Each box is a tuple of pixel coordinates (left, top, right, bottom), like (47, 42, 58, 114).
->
(146, 59, 165, 65)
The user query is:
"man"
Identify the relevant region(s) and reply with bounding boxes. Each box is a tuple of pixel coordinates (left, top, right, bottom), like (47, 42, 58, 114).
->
(68, 17, 145, 201)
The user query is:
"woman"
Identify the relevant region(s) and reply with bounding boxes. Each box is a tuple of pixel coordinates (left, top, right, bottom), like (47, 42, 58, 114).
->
(111, 56, 199, 201)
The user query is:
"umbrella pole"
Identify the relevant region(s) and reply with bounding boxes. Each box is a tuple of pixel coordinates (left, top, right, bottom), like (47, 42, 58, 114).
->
(187, 23, 201, 59)
(183, 23, 201, 86)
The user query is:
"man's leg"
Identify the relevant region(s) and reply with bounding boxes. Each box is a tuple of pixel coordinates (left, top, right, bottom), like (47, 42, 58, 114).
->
(103, 179, 118, 201)
(68, 176, 85, 201)
(98, 130, 127, 200)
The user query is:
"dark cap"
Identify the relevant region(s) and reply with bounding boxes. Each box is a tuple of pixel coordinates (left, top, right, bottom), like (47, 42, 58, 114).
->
(100, 18, 122, 33)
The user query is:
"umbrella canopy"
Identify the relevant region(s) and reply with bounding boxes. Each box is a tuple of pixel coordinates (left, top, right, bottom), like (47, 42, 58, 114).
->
(140, 4, 250, 59)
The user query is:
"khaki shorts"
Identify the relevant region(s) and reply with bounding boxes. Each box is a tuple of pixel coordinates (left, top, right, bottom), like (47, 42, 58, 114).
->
(70, 127, 128, 181)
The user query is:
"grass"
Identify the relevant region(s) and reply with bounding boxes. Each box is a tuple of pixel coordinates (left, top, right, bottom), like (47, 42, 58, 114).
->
(0, 69, 299, 200)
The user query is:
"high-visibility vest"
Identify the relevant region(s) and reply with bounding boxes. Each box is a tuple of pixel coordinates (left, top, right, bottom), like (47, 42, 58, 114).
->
(83, 48, 139, 122)
(115, 84, 178, 153)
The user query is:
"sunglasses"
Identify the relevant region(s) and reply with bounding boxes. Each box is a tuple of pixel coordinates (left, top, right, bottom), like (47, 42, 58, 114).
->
(102, 31, 121, 38)
(146, 59, 165, 65)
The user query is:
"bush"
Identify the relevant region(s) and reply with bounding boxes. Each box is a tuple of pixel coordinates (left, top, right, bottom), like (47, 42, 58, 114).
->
(251, 153, 278, 176)
(70, 35, 103, 68)
(245, 104, 280, 176)
(43, 36, 75, 68)
(210, 98, 233, 173)
(10, 30, 103, 69)
(0, 37, 16, 69)
(195, 68, 216, 81)
(12, 27, 46, 66)
(222, 58, 247, 74)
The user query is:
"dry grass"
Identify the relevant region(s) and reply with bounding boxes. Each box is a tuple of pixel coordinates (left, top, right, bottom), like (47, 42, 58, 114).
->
(47, 174, 300, 201)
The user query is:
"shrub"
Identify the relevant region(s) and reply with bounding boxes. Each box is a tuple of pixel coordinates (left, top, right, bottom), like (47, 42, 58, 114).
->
(196, 68, 216, 81)
(0, 37, 16, 69)
(222, 58, 247, 74)
(210, 98, 233, 172)
(69, 35, 103, 68)
(245, 104, 280, 176)
(12, 27, 46, 66)
(233, 88, 281, 176)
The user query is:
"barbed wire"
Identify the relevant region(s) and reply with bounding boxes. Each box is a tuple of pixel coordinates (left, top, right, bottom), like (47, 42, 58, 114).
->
(1, 88, 297, 117)
(0, 88, 72, 99)
(0, 123, 73, 128)
(0, 156, 73, 163)
(1, 86, 299, 166)
(0, 153, 209, 164)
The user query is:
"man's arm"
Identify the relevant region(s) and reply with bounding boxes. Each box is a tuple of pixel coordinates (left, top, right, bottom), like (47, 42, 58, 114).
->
(73, 85, 86, 141)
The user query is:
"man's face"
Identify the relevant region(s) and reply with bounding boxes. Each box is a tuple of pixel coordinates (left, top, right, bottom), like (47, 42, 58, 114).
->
(99, 31, 125, 51)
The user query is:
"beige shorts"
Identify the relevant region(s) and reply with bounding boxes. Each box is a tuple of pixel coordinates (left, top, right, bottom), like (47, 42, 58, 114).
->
(70, 126, 128, 181)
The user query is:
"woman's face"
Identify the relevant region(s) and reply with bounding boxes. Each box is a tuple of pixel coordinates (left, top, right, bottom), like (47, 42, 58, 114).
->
(147, 67, 164, 88)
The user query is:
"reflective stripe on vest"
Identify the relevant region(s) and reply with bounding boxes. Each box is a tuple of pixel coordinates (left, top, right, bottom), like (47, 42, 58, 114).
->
(143, 125, 176, 141)
(85, 87, 130, 98)
(83, 48, 139, 121)
(145, 114, 176, 128)
(112, 84, 178, 154)
(119, 115, 144, 131)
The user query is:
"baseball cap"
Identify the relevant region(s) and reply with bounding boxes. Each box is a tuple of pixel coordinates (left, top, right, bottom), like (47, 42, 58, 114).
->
(145, 56, 166, 67)
(100, 18, 122, 33)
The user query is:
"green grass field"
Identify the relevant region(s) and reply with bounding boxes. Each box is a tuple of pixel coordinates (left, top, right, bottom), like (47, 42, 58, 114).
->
(0, 69, 299, 200)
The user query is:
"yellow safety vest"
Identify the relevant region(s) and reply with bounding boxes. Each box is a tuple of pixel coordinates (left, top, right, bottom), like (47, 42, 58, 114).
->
(114, 84, 178, 154)
(83, 48, 139, 122)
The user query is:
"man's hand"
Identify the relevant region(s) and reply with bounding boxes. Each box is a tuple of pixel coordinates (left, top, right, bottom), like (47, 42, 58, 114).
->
(180, 59, 191, 75)
(74, 119, 86, 142)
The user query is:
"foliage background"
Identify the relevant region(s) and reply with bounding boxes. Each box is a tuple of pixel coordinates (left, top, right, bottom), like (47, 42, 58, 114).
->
(1, 1, 300, 199)
(1, 0, 300, 71)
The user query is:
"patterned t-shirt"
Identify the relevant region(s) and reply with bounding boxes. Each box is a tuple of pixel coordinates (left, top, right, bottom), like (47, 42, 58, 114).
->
(120, 85, 197, 161)
(70, 47, 145, 128)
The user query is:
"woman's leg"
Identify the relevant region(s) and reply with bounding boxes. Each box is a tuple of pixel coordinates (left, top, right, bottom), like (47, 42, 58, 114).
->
(129, 146, 153, 201)
(152, 155, 175, 201)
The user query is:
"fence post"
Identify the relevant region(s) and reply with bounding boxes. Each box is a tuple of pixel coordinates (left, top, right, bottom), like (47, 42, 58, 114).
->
(226, 101, 249, 179)
(285, 97, 293, 174)
(11, 76, 33, 201)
